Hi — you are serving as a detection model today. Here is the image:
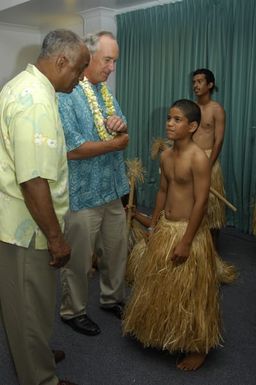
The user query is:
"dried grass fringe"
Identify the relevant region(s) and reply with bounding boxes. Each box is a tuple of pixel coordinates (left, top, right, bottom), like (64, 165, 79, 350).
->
(215, 254, 237, 284)
(205, 150, 226, 229)
(127, 220, 237, 285)
(126, 220, 148, 285)
(126, 238, 147, 285)
(123, 216, 222, 354)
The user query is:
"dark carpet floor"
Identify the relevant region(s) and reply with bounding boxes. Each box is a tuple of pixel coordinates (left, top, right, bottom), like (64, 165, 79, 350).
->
(1, 226, 256, 385)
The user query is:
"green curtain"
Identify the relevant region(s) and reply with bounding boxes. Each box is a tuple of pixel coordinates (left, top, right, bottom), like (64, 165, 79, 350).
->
(116, 0, 256, 233)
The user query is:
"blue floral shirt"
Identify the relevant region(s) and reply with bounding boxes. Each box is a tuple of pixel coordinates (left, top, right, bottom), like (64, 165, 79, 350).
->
(58, 83, 129, 211)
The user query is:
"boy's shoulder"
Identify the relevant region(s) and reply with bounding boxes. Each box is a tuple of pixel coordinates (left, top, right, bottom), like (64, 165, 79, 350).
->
(189, 142, 210, 169)
(186, 141, 208, 159)
(162, 145, 173, 155)
(160, 147, 173, 161)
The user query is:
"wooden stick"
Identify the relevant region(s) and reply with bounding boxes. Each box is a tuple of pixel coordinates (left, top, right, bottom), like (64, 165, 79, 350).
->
(210, 187, 237, 212)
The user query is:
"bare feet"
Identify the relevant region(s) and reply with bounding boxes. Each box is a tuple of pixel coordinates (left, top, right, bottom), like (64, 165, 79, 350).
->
(177, 352, 206, 371)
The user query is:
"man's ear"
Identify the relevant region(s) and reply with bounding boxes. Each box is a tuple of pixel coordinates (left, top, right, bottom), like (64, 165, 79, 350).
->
(189, 121, 198, 133)
(55, 55, 67, 72)
(208, 81, 214, 91)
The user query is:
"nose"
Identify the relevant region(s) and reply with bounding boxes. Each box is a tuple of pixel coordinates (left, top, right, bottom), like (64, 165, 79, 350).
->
(108, 60, 116, 72)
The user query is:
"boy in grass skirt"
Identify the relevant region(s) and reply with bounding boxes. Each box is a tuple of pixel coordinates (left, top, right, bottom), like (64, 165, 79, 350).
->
(123, 99, 222, 371)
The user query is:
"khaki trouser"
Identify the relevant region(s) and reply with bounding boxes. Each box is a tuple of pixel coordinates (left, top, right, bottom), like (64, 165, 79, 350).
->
(60, 199, 127, 319)
(0, 240, 58, 385)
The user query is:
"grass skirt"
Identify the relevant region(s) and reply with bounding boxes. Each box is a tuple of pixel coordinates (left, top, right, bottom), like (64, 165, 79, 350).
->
(205, 150, 226, 229)
(126, 219, 148, 285)
(123, 216, 222, 354)
(128, 220, 146, 252)
(126, 238, 147, 285)
(126, 230, 236, 286)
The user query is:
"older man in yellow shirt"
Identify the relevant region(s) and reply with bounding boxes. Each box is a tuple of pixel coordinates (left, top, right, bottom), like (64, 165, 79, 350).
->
(0, 30, 89, 385)
(0, 63, 68, 249)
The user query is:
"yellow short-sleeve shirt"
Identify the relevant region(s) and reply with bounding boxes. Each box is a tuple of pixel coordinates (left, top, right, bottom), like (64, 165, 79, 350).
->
(0, 64, 69, 249)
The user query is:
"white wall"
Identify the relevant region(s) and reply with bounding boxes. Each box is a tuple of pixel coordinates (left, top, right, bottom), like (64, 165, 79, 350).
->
(39, 14, 85, 43)
(0, 8, 116, 90)
(0, 23, 41, 89)
(80, 8, 116, 36)
(0, 0, 30, 12)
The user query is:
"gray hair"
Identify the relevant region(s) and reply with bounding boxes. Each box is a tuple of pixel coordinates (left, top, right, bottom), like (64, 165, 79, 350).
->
(83, 31, 116, 55)
(38, 29, 84, 62)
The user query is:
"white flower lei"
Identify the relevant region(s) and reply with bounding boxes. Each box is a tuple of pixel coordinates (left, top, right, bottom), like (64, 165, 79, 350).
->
(80, 78, 116, 141)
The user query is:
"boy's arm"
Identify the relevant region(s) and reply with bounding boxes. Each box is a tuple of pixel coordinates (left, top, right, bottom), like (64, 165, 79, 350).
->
(172, 152, 210, 264)
(209, 104, 225, 168)
(150, 153, 168, 228)
(133, 211, 152, 228)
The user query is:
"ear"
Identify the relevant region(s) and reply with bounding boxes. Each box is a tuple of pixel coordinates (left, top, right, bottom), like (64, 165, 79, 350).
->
(55, 55, 68, 72)
(189, 121, 199, 133)
(208, 81, 214, 91)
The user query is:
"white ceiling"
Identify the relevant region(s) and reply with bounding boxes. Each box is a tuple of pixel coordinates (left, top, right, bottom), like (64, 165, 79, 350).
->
(0, 0, 170, 28)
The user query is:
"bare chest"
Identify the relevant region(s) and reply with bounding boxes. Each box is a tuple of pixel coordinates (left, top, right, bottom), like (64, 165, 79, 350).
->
(164, 156, 192, 185)
(198, 106, 215, 133)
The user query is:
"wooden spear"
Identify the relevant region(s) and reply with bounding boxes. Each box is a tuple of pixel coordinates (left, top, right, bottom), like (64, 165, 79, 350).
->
(210, 187, 237, 212)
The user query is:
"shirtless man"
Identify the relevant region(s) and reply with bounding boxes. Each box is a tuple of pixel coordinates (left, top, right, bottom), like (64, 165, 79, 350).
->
(192, 68, 226, 230)
(123, 99, 221, 371)
(192, 68, 225, 168)
(191, 69, 238, 284)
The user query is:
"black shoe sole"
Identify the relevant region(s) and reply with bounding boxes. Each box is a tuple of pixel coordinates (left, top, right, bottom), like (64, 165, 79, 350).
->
(61, 318, 101, 336)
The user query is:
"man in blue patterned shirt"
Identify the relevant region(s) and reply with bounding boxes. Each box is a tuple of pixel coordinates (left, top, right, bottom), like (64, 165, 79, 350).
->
(58, 31, 129, 335)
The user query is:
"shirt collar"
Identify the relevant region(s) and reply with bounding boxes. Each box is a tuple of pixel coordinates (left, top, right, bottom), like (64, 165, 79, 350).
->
(26, 64, 56, 98)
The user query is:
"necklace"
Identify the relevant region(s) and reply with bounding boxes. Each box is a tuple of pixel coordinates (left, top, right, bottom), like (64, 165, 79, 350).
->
(80, 78, 116, 141)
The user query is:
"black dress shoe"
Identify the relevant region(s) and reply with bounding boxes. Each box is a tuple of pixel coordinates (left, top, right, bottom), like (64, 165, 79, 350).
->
(100, 303, 124, 319)
(61, 314, 101, 336)
(52, 349, 65, 364)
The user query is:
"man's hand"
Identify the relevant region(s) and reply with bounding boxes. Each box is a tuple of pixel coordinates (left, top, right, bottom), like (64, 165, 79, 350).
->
(171, 240, 191, 266)
(111, 133, 129, 150)
(106, 115, 128, 133)
(48, 235, 71, 269)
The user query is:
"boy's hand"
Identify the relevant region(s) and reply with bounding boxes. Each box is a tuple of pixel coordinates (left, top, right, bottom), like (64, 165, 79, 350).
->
(144, 227, 153, 242)
(146, 225, 155, 238)
(171, 241, 191, 265)
(124, 204, 136, 216)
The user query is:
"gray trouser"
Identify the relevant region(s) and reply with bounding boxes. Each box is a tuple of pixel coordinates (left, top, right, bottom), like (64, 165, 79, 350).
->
(60, 199, 127, 319)
(0, 240, 58, 385)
